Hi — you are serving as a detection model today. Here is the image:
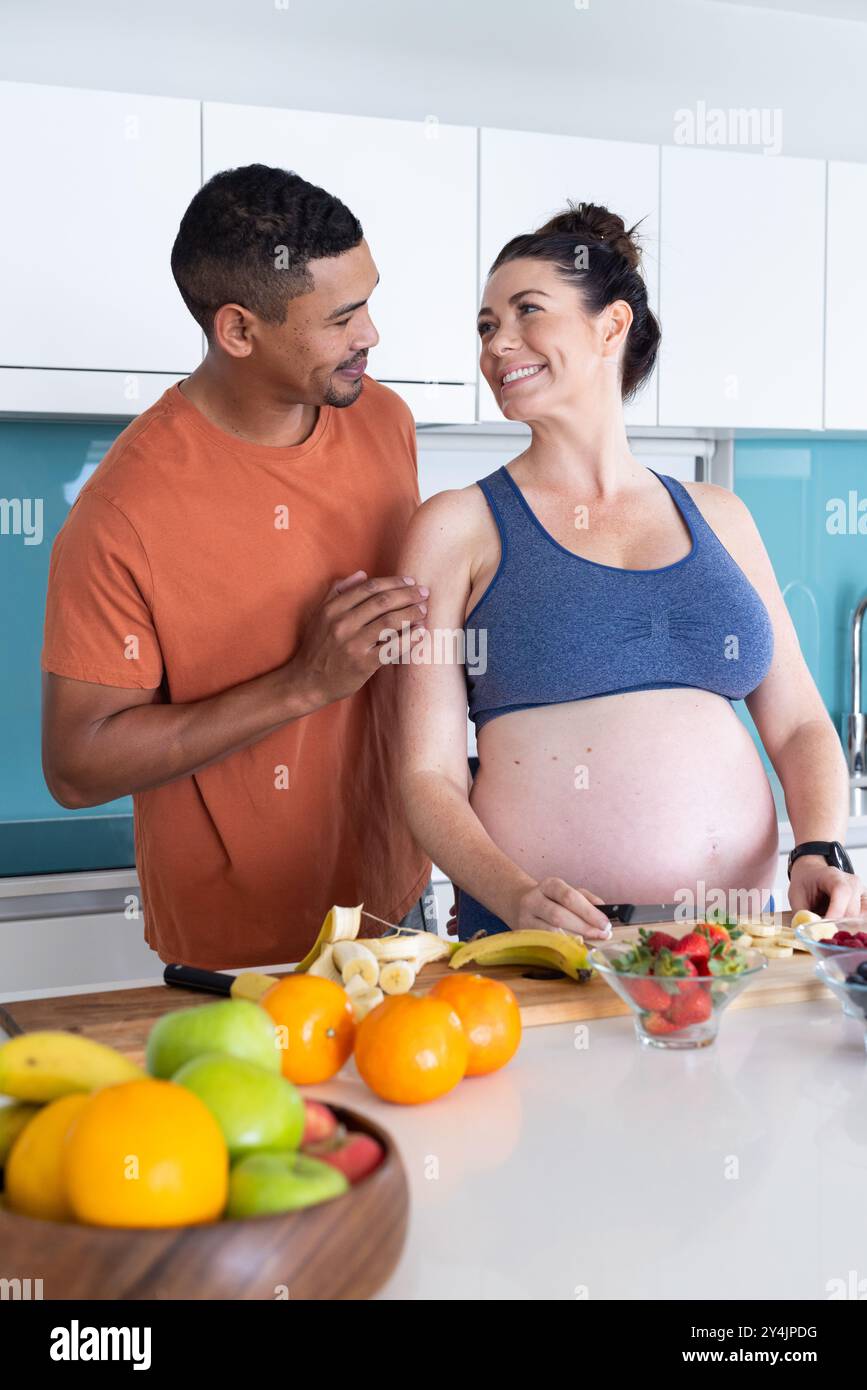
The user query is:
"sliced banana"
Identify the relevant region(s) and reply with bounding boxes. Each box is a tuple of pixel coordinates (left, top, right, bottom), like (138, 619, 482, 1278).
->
(791, 909, 822, 930)
(332, 941, 379, 988)
(351, 986, 384, 1021)
(379, 959, 417, 995)
(760, 941, 794, 958)
(344, 971, 374, 998)
(738, 920, 779, 938)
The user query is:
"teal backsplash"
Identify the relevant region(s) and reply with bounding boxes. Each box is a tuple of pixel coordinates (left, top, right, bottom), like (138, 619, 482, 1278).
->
(0, 417, 135, 873)
(734, 439, 867, 736)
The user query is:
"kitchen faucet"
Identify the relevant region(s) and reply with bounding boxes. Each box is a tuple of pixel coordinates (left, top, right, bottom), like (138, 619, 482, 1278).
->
(844, 595, 867, 803)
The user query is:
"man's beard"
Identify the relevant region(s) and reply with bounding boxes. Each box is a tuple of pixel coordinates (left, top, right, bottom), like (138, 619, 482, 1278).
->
(324, 375, 364, 408)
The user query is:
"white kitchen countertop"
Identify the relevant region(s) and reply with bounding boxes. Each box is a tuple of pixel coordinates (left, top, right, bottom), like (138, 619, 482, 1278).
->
(313, 995, 867, 1300)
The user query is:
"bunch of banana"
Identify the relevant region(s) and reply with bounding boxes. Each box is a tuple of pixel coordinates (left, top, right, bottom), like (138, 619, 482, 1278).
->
(297, 903, 456, 1018)
(449, 928, 591, 980)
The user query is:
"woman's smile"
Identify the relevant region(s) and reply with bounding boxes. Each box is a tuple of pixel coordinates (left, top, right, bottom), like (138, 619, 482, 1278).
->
(499, 361, 548, 393)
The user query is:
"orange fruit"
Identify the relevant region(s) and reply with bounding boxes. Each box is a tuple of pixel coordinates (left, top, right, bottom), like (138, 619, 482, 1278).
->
(5, 1093, 90, 1222)
(260, 975, 356, 1085)
(430, 973, 522, 1076)
(354, 995, 468, 1104)
(63, 1079, 228, 1228)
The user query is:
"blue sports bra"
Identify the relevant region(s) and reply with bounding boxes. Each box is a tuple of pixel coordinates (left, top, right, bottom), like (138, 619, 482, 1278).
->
(464, 466, 774, 731)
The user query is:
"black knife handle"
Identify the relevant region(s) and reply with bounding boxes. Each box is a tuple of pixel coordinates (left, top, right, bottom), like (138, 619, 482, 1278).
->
(163, 964, 234, 996)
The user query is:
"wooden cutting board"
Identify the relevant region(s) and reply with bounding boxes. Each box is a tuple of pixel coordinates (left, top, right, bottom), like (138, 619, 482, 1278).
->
(421, 914, 831, 1027)
(2, 914, 830, 1042)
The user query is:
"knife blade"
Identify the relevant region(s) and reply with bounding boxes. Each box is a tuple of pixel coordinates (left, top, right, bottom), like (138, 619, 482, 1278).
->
(598, 904, 686, 925)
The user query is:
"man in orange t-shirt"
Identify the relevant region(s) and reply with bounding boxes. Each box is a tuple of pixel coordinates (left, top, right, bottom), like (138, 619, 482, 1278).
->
(41, 164, 432, 968)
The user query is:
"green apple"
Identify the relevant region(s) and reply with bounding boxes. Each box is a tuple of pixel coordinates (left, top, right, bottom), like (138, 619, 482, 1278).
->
(146, 999, 280, 1079)
(172, 1052, 305, 1159)
(227, 1151, 349, 1219)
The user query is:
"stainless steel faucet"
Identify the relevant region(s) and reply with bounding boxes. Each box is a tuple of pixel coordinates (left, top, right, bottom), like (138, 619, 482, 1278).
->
(844, 595, 867, 808)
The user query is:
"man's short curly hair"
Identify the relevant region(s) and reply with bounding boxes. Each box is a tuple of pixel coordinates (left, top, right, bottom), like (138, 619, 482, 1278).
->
(170, 163, 364, 339)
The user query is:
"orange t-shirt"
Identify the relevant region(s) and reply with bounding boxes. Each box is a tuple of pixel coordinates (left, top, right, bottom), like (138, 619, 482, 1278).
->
(41, 378, 431, 968)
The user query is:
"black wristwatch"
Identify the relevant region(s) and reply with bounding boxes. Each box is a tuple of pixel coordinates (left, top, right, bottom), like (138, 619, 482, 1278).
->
(787, 840, 854, 880)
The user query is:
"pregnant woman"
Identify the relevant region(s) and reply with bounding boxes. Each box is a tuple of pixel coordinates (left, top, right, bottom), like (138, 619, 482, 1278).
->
(398, 203, 865, 938)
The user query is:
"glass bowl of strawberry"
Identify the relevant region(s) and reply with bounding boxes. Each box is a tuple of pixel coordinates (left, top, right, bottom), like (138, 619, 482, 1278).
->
(813, 950, 867, 1048)
(590, 924, 768, 1050)
(794, 920, 867, 962)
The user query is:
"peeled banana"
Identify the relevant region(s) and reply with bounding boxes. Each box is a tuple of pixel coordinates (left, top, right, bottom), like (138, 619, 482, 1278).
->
(0, 1031, 143, 1103)
(332, 941, 379, 988)
(295, 904, 363, 974)
(449, 929, 590, 980)
(351, 987, 384, 1021)
(379, 960, 417, 995)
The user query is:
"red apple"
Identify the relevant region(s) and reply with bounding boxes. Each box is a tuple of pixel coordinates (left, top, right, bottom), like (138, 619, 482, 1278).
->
(303, 1131, 384, 1185)
(300, 1099, 339, 1147)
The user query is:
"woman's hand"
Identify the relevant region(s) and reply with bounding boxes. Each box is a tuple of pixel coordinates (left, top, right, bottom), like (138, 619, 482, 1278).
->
(508, 877, 613, 939)
(788, 857, 867, 920)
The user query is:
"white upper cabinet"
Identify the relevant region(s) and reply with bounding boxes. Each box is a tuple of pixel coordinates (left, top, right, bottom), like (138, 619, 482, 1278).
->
(658, 146, 825, 430)
(825, 161, 867, 430)
(202, 102, 478, 392)
(0, 82, 202, 375)
(478, 128, 661, 426)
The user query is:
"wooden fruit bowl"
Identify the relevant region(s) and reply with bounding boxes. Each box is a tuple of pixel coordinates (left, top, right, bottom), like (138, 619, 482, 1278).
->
(0, 1104, 408, 1300)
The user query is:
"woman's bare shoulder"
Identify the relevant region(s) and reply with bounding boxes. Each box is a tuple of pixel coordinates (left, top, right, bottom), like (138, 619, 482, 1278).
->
(405, 481, 496, 554)
(680, 479, 761, 540)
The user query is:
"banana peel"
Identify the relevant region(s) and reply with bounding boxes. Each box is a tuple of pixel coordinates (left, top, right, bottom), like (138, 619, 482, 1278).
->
(295, 904, 364, 973)
(295, 903, 456, 974)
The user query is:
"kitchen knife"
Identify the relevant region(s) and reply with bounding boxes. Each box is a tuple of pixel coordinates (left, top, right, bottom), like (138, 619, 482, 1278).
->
(163, 964, 281, 1002)
(598, 904, 686, 925)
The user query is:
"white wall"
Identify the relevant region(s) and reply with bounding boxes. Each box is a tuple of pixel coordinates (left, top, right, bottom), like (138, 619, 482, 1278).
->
(3, 0, 867, 163)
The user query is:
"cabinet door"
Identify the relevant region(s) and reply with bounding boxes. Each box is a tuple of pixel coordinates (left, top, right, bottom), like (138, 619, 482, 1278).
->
(825, 162, 867, 429)
(659, 146, 825, 429)
(203, 102, 477, 388)
(478, 128, 660, 425)
(0, 82, 202, 374)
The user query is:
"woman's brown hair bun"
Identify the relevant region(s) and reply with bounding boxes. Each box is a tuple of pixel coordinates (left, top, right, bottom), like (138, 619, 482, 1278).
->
(488, 200, 659, 400)
(534, 201, 642, 272)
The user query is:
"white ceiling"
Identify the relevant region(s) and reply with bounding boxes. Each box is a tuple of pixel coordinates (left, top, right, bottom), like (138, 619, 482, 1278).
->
(2, 0, 867, 161)
(707, 0, 867, 19)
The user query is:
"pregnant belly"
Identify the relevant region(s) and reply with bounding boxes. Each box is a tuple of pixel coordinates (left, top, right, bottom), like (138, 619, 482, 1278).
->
(471, 688, 780, 913)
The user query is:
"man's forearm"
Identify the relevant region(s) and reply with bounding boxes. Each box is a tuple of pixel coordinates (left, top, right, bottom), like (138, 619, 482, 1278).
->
(55, 660, 326, 807)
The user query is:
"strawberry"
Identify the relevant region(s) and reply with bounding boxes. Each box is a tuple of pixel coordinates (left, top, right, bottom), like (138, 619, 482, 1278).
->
(668, 985, 713, 1027)
(653, 948, 697, 978)
(699, 922, 731, 946)
(673, 931, 711, 963)
(644, 1011, 680, 1035)
(628, 979, 672, 1012)
(642, 930, 679, 954)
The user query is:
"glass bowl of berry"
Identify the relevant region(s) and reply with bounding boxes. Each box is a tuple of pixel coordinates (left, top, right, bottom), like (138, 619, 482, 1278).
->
(793, 917, 867, 961)
(813, 950, 867, 1048)
(590, 924, 768, 1050)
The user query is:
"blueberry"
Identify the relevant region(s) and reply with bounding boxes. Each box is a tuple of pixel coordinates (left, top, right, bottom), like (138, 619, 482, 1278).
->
(857, 963, 867, 982)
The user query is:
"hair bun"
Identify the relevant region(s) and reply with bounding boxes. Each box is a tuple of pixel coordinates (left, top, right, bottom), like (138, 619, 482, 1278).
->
(534, 201, 642, 272)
